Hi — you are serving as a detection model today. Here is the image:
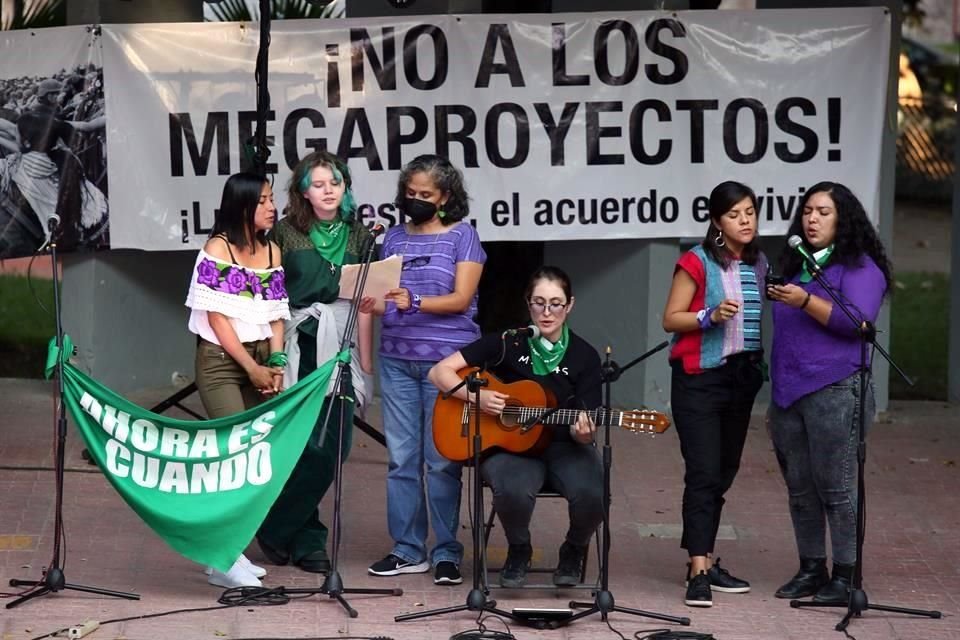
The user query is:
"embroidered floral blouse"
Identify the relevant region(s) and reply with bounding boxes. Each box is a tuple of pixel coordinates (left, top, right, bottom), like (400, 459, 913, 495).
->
(185, 250, 290, 345)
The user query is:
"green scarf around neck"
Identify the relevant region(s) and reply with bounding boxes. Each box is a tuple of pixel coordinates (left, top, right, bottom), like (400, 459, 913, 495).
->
(308, 218, 349, 266)
(528, 324, 570, 375)
(800, 245, 834, 283)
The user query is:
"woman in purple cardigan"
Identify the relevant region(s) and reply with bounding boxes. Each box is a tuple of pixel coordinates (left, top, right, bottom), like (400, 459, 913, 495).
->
(766, 182, 892, 604)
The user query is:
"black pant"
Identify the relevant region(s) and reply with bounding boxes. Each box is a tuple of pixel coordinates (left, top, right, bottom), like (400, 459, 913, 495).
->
(480, 440, 603, 548)
(671, 353, 763, 556)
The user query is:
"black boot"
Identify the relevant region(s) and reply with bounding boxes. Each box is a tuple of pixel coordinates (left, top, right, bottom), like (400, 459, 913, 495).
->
(813, 562, 854, 603)
(774, 558, 829, 599)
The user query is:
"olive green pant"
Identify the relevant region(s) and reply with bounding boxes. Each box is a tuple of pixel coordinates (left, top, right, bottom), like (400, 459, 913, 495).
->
(195, 338, 270, 418)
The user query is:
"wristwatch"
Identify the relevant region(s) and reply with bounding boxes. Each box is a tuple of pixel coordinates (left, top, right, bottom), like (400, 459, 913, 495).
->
(696, 307, 713, 330)
(404, 292, 422, 314)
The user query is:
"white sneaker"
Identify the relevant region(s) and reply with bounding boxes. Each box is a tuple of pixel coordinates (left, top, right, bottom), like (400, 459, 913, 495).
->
(207, 559, 262, 589)
(204, 554, 267, 579)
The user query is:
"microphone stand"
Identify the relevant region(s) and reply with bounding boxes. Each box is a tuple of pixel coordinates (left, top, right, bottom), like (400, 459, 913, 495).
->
(396, 352, 524, 627)
(281, 227, 401, 617)
(7, 220, 140, 609)
(788, 256, 941, 631)
(556, 341, 690, 629)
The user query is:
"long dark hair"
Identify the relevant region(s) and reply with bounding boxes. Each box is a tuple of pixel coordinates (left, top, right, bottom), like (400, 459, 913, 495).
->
(395, 154, 470, 224)
(210, 172, 270, 251)
(285, 150, 355, 234)
(701, 181, 760, 268)
(779, 182, 893, 290)
(524, 265, 573, 302)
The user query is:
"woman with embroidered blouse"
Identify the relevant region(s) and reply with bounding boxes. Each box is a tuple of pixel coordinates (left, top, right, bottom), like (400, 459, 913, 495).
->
(254, 150, 375, 576)
(662, 180, 767, 609)
(185, 171, 289, 589)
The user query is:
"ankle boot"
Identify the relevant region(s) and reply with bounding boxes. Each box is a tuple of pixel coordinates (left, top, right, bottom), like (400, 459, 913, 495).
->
(774, 557, 829, 599)
(813, 562, 854, 603)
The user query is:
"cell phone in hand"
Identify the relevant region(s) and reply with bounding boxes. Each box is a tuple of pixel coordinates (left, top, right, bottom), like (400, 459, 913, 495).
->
(765, 273, 785, 300)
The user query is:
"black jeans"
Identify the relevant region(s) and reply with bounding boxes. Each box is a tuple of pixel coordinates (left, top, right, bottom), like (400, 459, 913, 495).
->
(480, 440, 603, 548)
(671, 353, 764, 556)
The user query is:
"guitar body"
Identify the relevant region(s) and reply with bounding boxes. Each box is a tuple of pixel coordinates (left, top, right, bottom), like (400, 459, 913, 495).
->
(433, 368, 557, 462)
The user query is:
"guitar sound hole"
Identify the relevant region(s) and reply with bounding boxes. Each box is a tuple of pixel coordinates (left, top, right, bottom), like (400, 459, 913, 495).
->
(499, 399, 524, 430)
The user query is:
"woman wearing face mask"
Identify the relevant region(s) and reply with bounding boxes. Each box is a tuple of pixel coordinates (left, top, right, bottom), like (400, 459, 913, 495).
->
(367, 154, 485, 587)
(662, 181, 767, 608)
(254, 150, 375, 575)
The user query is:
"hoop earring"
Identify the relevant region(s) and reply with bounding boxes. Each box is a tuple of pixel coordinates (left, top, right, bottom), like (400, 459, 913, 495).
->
(714, 232, 725, 248)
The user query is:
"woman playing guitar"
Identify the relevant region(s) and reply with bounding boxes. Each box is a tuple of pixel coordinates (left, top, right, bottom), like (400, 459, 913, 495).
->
(429, 266, 603, 589)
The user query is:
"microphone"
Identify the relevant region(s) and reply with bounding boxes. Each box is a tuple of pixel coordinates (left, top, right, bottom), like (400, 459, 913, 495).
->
(787, 235, 822, 276)
(503, 325, 540, 339)
(367, 222, 386, 237)
(46, 213, 61, 234)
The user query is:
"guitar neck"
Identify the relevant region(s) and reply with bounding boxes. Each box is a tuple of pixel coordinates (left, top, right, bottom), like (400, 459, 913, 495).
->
(503, 407, 621, 427)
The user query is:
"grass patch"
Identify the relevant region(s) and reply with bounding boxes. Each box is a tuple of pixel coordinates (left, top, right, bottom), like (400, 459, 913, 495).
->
(890, 271, 949, 400)
(0, 274, 56, 378)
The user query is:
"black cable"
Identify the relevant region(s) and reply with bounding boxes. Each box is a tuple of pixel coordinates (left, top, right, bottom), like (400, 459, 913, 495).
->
(632, 628, 716, 640)
(451, 612, 516, 640)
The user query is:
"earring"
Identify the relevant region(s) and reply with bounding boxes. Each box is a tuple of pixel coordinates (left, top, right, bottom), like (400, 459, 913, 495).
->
(714, 232, 725, 247)
(437, 209, 446, 219)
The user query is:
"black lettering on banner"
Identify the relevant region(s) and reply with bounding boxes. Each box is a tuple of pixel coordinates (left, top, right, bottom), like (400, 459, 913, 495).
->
(594, 20, 639, 86)
(387, 106, 428, 169)
(326, 44, 341, 108)
(552, 23, 589, 86)
(283, 108, 326, 170)
(644, 18, 688, 85)
(637, 189, 678, 223)
(774, 97, 818, 163)
(475, 24, 525, 88)
(490, 192, 519, 226)
(337, 108, 383, 169)
(556, 198, 575, 225)
(533, 102, 579, 166)
(692, 195, 709, 222)
(676, 99, 718, 163)
(351, 27, 397, 93)
(724, 98, 768, 163)
(600, 198, 620, 224)
(237, 110, 277, 175)
(585, 101, 623, 165)
(435, 105, 479, 167)
(628, 99, 671, 164)
(169, 112, 230, 177)
(403, 25, 448, 90)
(485, 103, 529, 168)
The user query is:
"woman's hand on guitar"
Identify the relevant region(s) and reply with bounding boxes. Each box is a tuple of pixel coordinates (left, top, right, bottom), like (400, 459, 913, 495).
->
(478, 389, 510, 416)
(571, 411, 596, 444)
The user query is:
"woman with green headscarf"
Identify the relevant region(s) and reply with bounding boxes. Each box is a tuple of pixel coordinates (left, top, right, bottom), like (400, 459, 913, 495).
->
(254, 150, 375, 574)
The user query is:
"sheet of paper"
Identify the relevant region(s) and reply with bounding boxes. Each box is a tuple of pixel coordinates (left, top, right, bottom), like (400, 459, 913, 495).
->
(338, 253, 402, 301)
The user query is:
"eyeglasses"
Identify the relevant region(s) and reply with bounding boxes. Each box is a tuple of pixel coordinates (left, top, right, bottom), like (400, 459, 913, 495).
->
(402, 256, 431, 270)
(528, 299, 568, 315)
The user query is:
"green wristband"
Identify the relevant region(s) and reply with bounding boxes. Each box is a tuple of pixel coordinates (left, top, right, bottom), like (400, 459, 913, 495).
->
(266, 351, 288, 367)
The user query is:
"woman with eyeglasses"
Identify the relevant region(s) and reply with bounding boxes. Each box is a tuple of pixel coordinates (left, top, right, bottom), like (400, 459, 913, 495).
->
(662, 181, 767, 608)
(429, 266, 603, 589)
(367, 154, 485, 587)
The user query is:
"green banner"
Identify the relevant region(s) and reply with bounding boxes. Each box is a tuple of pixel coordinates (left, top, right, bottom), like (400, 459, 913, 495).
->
(50, 337, 345, 572)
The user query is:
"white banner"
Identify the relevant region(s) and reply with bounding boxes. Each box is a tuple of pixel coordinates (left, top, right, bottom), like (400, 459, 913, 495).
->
(101, 9, 891, 248)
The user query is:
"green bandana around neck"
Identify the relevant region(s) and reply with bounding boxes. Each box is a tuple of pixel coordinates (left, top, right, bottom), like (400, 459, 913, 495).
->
(308, 218, 349, 266)
(800, 245, 834, 283)
(528, 324, 570, 375)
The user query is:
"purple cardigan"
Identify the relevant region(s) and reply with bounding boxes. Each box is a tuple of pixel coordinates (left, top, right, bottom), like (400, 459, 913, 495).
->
(770, 256, 887, 409)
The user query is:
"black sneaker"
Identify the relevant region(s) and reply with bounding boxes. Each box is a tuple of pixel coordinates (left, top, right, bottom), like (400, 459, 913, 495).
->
(684, 571, 713, 607)
(552, 541, 586, 587)
(706, 559, 750, 593)
(499, 544, 532, 588)
(367, 554, 430, 576)
(433, 561, 463, 585)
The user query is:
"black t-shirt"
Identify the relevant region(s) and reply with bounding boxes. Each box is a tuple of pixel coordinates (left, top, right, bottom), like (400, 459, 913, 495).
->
(459, 329, 602, 443)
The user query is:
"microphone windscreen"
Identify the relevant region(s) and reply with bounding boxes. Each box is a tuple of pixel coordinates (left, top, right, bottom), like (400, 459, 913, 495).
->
(527, 324, 541, 339)
(787, 235, 803, 249)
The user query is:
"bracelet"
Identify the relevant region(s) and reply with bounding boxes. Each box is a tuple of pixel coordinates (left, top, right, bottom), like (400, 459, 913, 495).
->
(401, 290, 422, 314)
(266, 351, 288, 367)
(696, 307, 715, 330)
(799, 292, 812, 310)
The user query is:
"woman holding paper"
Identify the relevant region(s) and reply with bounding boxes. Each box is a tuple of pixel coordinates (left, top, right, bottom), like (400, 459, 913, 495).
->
(255, 150, 375, 574)
(368, 154, 485, 586)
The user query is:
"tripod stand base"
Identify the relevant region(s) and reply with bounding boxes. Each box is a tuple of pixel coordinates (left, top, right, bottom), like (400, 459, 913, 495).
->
(556, 590, 690, 629)
(395, 587, 527, 626)
(7, 574, 140, 609)
(283, 571, 402, 619)
(791, 589, 942, 632)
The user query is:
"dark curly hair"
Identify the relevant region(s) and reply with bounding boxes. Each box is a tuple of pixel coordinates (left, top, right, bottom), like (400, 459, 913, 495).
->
(779, 182, 893, 291)
(701, 180, 761, 268)
(394, 154, 470, 224)
(284, 150, 355, 234)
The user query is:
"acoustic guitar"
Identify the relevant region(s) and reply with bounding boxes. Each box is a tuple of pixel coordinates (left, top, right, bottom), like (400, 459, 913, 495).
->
(433, 368, 671, 462)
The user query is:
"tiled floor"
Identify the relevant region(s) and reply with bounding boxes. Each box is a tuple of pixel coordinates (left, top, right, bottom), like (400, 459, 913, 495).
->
(1, 378, 958, 640)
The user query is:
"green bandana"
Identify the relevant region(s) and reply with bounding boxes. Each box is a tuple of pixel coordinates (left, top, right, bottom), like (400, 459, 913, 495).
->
(800, 245, 834, 283)
(308, 219, 349, 266)
(528, 324, 570, 376)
